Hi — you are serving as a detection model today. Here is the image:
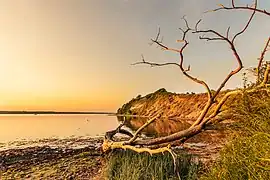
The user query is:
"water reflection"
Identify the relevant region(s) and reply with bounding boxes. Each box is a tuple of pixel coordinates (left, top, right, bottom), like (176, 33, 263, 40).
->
(117, 115, 192, 137)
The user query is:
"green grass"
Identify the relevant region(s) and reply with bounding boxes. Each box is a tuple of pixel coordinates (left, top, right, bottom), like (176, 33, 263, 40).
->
(104, 150, 200, 180)
(202, 92, 270, 180)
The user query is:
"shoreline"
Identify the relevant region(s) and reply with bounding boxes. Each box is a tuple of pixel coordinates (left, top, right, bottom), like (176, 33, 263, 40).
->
(0, 136, 104, 152)
(0, 131, 225, 179)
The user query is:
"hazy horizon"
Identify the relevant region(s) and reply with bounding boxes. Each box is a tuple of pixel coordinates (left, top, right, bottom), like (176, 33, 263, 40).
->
(0, 0, 269, 112)
(0, 110, 115, 113)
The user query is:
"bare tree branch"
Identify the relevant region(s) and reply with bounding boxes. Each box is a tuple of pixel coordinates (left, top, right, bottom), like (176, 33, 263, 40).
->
(226, 26, 231, 39)
(195, 19, 202, 31)
(193, 4, 257, 99)
(257, 37, 270, 84)
(132, 124, 203, 146)
(199, 36, 225, 41)
(232, 0, 235, 8)
(194, 29, 227, 41)
(132, 61, 181, 68)
(208, 0, 270, 16)
(127, 115, 160, 144)
(232, 0, 257, 42)
(105, 117, 134, 141)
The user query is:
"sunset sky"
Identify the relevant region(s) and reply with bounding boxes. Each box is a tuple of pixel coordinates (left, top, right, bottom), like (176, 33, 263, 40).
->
(0, 0, 269, 112)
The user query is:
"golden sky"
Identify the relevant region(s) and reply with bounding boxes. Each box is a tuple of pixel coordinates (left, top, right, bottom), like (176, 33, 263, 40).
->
(0, 0, 269, 111)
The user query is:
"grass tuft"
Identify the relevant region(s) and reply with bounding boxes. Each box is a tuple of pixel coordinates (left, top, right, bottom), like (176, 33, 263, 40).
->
(105, 149, 200, 180)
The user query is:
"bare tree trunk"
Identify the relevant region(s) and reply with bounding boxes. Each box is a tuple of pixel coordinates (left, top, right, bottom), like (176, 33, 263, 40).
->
(102, 0, 269, 156)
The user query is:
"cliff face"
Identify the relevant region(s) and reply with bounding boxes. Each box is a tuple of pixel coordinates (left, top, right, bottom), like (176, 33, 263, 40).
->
(117, 88, 237, 136)
(118, 88, 210, 119)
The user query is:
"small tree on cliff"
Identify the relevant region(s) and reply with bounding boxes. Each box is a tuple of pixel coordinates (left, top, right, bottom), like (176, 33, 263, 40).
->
(102, 0, 270, 171)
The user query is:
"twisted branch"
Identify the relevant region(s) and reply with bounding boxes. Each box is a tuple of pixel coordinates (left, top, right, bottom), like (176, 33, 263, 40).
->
(208, 0, 269, 16)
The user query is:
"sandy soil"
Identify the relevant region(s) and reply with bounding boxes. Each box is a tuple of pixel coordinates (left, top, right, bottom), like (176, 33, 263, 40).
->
(0, 137, 105, 179)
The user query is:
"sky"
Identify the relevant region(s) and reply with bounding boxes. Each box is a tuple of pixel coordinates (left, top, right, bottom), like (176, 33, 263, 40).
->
(0, 0, 269, 112)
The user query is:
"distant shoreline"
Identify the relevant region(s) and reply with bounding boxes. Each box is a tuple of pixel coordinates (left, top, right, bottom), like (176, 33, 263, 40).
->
(0, 111, 116, 115)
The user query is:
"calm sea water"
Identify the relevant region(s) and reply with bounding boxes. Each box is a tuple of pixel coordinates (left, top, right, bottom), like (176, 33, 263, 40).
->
(0, 114, 119, 143)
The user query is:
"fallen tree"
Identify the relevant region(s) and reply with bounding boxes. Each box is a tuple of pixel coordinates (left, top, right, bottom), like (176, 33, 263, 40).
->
(102, 0, 270, 174)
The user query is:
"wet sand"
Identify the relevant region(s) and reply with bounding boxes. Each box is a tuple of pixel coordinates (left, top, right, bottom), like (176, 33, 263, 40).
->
(0, 137, 105, 179)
